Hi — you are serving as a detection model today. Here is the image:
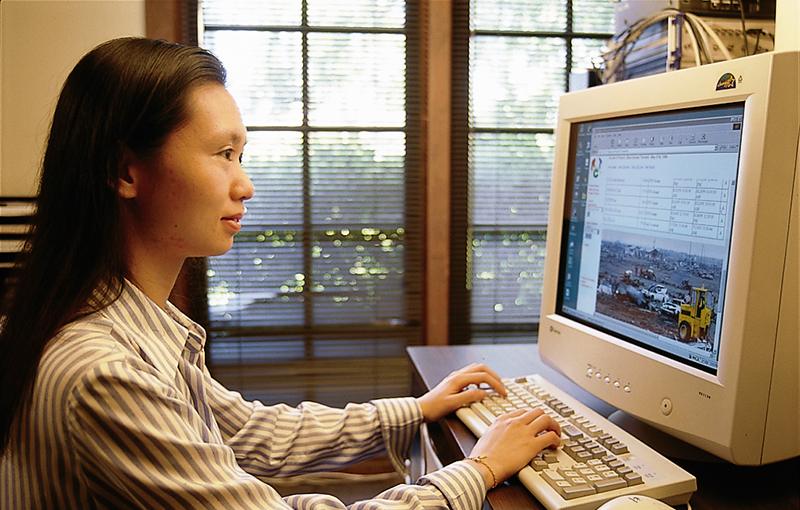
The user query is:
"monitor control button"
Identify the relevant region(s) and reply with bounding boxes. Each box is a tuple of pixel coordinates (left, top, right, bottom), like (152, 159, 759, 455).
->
(661, 398, 673, 415)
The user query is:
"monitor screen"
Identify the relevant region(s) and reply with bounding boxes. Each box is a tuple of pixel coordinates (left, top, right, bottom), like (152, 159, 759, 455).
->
(557, 105, 745, 375)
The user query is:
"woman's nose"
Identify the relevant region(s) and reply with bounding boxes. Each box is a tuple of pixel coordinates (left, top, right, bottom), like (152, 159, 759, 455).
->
(235, 163, 255, 201)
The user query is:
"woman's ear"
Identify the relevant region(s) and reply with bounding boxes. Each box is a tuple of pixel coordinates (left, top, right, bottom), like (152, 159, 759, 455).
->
(116, 148, 142, 199)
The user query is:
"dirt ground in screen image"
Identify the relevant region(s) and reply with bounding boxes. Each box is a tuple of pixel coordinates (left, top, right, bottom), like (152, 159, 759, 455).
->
(594, 235, 721, 348)
(595, 293, 682, 340)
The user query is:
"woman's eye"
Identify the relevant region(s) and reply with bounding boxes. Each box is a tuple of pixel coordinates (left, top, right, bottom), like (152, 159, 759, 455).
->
(238, 153, 244, 164)
(223, 149, 234, 160)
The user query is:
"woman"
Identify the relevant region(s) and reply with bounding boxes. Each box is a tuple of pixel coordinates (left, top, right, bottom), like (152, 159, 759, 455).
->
(0, 38, 560, 509)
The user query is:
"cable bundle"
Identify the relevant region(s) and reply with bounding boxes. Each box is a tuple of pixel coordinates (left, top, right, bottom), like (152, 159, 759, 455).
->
(598, 8, 774, 84)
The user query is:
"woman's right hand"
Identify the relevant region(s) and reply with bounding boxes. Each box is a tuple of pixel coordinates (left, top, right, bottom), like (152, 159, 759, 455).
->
(464, 408, 562, 489)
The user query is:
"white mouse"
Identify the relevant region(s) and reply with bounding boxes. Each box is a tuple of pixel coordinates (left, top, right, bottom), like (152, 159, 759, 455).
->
(597, 494, 674, 510)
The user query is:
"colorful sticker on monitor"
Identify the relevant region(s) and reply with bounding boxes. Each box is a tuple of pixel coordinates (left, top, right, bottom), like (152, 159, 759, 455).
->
(716, 73, 736, 91)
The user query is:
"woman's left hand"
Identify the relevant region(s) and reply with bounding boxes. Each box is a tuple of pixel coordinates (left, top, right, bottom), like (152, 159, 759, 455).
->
(416, 363, 507, 422)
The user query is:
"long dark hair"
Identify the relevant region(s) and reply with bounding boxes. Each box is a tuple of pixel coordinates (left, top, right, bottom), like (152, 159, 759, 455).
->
(0, 38, 226, 452)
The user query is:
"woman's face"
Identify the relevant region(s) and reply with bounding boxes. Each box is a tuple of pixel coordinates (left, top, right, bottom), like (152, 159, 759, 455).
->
(121, 83, 254, 264)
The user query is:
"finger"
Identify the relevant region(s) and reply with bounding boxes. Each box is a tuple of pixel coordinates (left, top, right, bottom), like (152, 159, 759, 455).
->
(462, 363, 503, 385)
(536, 428, 562, 450)
(522, 407, 547, 421)
(453, 364, 504, 389)
(494, 408, 529, 421)
(452, 386, 489, 407)
(465, 364, 505, 394)
(525, 429, 561, 453)
(453, 372, 507, 397)
(530, 413, 562, 441)
(496, 407, 545, 424)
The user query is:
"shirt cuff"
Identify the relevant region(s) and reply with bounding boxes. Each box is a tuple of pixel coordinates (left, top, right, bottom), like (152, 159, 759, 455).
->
(420, 461, 487, 510)
(371, 397, 424, 477)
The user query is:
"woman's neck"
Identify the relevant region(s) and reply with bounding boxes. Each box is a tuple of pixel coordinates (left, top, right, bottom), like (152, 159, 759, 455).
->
(124, 250, 184, 310)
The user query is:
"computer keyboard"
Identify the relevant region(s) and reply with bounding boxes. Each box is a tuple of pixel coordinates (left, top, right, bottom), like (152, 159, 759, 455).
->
(456, 374, 696, 510)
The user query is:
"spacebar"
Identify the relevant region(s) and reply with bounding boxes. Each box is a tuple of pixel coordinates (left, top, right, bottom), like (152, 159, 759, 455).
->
(455, 406, 493, 438)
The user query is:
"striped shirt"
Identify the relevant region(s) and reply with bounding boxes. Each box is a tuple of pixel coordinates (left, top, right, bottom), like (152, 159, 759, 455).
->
(1, 281, 487, 509)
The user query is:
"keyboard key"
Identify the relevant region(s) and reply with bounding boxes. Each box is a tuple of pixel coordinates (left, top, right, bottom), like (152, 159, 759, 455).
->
(565, 445, 587, 461)
(561, 484, 597, 500)
(586, 426, 605, 437)
(586, 474, 604, 484)
(625, 472, 644, 486)
(595, 477, 628, 493)
(607, 459, 626, 471)
(542, 469, 566, 488)
(471, 403, 496, 425)
(530, 459, 549, 471)
(562, 425, 584, 441)
(597, 433, 613, 444)
(616, 466, 634, 477)
(610, 443, 629, 455)
(542, 449, 559, 464)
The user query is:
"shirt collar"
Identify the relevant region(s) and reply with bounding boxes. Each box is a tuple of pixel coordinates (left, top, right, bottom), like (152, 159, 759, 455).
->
(110, 280, 207, 378)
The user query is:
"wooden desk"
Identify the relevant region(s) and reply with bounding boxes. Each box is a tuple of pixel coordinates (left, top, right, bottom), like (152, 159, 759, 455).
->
(408, 344, 800, 510)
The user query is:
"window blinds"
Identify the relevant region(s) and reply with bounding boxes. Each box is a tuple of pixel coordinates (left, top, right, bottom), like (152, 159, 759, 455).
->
(200, 0, 422, 407)
(451, 0, 614, 343)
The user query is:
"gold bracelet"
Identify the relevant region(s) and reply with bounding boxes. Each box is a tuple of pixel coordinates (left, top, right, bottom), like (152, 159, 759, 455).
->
(465, 454, 498, 489)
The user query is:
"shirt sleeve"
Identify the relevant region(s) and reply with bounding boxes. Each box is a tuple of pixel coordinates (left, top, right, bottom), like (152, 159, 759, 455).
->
(205, 375, 490, 509)
(206, 372, 421, 477)
(68, 357, 487, 510)
(286, 460, 487, 510)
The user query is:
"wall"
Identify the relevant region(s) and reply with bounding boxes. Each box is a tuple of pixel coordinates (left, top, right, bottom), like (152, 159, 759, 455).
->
(0, 0, 146, 197)
(775, 0, 800, 52)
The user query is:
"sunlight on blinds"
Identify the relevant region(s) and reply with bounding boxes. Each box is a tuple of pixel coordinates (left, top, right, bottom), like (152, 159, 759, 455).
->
(201, 0, 420, 406)
(461, 0, 614, 341)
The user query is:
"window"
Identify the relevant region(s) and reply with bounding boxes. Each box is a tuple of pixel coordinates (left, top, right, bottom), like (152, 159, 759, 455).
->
(450, 0, 615, 343)
(199, 0, 422, 406)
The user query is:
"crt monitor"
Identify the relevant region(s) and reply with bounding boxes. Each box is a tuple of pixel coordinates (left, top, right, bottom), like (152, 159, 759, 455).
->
(538, 50, 799, 466)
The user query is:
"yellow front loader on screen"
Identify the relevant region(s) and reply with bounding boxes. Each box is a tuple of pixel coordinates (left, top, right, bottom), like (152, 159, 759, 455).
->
(678, 287, 712, 343)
